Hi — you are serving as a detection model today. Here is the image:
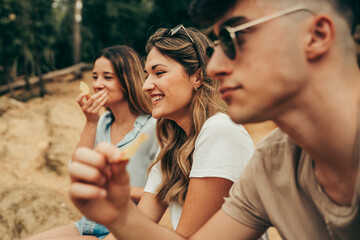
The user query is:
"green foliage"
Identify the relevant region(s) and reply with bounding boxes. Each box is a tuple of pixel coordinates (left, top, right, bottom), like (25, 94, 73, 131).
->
(0, 0, 198, 89)
(81, 0, 195, 59)
(147, 0, 193, 28)
(0, 0, 56, 84)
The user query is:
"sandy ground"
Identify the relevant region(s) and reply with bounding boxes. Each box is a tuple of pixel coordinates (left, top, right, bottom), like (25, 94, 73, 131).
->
(0, 71, 280, 239)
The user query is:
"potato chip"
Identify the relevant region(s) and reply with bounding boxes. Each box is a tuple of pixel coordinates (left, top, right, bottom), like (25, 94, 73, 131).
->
(79, 81, 90, 95)
(120, 134, 149, 160)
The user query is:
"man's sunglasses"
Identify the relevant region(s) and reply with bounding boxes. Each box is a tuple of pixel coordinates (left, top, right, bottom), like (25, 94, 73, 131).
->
(206, 5, 314, 60)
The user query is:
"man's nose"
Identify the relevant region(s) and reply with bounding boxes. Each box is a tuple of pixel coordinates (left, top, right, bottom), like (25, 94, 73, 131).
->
(206, 46, 232, 80)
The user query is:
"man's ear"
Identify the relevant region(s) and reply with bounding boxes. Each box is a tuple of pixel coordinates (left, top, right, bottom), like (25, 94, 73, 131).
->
(190, 69, 202, 89)
(305, 14, 335, 61)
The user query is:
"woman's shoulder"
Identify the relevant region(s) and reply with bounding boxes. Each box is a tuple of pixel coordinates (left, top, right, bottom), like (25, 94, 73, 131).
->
(137, 115, 156, 130)
(201, 113, 248, 136)
(204, 112, 237, 127)
(136, 115, 157, 141)
(191, 113, 254, 182)
(197, 112, 254, 149)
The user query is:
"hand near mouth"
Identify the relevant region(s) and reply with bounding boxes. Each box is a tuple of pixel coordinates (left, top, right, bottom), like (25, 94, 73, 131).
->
(76, 88, 108, 122)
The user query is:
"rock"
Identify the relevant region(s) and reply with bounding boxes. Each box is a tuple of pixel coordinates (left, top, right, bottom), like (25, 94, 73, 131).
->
(0, 97, 23, 116)
(0, 184, 80, 240)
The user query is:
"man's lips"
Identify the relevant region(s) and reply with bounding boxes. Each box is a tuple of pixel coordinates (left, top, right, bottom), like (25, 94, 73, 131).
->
(219, 86, 243, 99)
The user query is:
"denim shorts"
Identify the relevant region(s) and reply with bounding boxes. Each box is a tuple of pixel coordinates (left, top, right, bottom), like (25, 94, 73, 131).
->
(74, 216, 110, 239)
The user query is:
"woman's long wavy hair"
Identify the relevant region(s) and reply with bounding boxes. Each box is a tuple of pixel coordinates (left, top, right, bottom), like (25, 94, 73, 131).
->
(94, 45, 152, 115)
(146, 27, 227, 205)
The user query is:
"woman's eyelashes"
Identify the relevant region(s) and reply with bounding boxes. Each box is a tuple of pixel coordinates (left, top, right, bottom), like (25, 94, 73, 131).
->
(92, 75, 113, 81)
(144, 70, 166, 80)
(156, 71, 165, 77)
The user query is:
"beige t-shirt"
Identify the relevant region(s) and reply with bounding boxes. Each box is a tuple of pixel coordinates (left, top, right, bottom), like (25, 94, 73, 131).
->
(222, 128, 360, 240)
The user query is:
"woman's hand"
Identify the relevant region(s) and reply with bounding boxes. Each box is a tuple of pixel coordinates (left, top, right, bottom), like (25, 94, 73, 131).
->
(69, 142, 131, 226)
(76, 90, 108, 122)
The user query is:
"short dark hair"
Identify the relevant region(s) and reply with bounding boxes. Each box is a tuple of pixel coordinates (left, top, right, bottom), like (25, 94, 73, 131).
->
(189, 0, 359, 34)
(334, 0, 359, 34)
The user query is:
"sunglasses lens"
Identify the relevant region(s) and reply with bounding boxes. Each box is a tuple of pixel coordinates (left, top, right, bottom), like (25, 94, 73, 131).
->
(219, 28, 236, 60)
(169, 25, 182, 37)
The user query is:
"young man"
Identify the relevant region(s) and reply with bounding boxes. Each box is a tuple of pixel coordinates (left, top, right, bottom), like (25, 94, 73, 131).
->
(69, 0, 360, 239)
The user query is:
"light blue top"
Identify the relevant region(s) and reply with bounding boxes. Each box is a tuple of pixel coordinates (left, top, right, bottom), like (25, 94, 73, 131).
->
(95, 111, 158, 188)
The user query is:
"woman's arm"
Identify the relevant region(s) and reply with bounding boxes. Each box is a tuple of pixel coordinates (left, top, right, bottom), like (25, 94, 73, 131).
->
(72, 91, 108, 156)
(138, 192, 168, 223)
(75, 120, 98, 150)
(175, 177, 233, 237)
(130, 186, 145, 204)
(174, 114, 254, 237)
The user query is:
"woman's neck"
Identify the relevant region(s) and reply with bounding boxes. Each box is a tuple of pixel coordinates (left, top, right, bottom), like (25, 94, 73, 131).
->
(109, 102, 138, 126)
(173, 114, 193, 136)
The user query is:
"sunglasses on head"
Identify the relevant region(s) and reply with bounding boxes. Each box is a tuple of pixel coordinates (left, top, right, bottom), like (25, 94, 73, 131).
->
(206, 5, 314, 60)
(167, 24, 205, 70)
(168, 24, 195, 43)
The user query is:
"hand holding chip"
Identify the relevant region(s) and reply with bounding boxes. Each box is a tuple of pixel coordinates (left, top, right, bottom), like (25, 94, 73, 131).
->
(76, 81, 108, 122)
(69, 134, 149, 226)
(79, 81, 90, 95)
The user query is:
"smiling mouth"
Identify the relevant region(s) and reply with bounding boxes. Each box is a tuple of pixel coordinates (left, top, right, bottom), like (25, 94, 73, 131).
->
(151, 95, 164, 103)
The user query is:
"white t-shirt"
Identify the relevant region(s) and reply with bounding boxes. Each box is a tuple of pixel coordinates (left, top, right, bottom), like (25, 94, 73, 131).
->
(144, 113, 255, 229)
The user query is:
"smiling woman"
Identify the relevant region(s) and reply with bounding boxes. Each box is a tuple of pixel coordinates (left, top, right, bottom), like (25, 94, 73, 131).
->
(139, 27, 267, 239)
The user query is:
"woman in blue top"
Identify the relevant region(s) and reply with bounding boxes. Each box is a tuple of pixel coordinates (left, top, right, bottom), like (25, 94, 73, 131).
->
(26, 45, 158, 239)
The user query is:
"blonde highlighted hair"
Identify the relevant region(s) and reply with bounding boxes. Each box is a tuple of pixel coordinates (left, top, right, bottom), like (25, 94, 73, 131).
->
(95, 45, 152, 115)
(146, 27, 227, 205)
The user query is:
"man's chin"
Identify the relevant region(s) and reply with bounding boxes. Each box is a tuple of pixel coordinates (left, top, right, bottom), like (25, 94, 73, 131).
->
(228, 106, 257, 125)
(228, 111, 246, 124)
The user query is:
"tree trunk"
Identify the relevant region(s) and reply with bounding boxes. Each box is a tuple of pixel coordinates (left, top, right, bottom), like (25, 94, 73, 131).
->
(5, 68, 14, 97)
(35, 53, 46, 97)
(24, 45, 33, 95)
(33, 4, 46, 97)
(73, 0, 83, 79)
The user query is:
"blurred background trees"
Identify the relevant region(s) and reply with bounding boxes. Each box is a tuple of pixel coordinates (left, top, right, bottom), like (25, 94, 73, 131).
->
(0, 0, 194, 98)
(0, 0, 358, 99)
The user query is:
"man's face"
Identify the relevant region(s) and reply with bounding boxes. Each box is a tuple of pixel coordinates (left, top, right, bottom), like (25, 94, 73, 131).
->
(207, 0, 310, 124)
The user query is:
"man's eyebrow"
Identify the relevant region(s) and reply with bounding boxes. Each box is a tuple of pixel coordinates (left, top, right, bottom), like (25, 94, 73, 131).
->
(220, 16, 248, 28)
